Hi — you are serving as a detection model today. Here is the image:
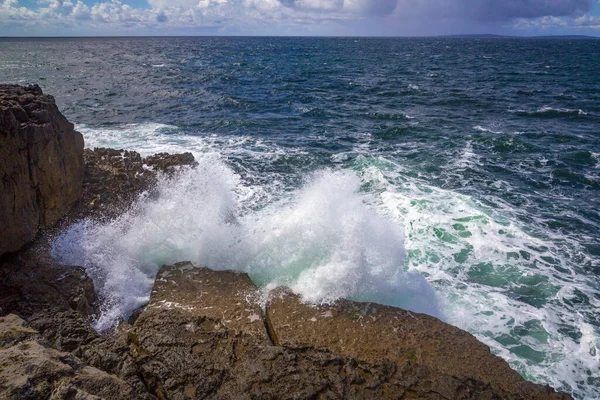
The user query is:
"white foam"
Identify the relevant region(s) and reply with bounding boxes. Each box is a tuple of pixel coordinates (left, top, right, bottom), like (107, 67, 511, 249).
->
(473, 125, 503, 134)
(537, 106, 587, 115)
(451, 140, 482, 170)
(52, 160, 440, 332)
(362, 160, 599, 398)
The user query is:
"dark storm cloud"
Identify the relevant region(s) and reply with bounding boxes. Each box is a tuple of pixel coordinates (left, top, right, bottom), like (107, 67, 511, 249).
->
(277, 0, 590, 20)
(403, 0, 593, 22)
(464, 0, 592, 21)
(278, 0, 397, 16)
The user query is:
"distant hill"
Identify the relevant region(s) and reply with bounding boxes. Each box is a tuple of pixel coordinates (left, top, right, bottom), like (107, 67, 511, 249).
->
(439, 34, 598, 39)
(530, 35, 599, 39)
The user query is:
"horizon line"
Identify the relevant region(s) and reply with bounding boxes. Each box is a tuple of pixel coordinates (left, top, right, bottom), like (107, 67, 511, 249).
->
(0, 34, 599, 39)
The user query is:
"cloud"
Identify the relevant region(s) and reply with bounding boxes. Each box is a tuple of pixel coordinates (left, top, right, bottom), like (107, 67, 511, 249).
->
(280, 0, 344, 13)
(344, 0, 397, 17)
(72, 0, 91, 19)
(467, 0, 590, 21)
(0, 0, 598, 35)
(393, 0, 592, 22)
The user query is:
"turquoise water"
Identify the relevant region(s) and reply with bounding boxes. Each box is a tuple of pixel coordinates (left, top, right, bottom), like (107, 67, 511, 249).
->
(1, 37, 599, 398)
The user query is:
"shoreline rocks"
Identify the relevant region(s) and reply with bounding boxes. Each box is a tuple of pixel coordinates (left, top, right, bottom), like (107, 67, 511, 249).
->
(0, 84, 573, 399)
(105, 262, 568, 399)
(70, 148, 196, 221)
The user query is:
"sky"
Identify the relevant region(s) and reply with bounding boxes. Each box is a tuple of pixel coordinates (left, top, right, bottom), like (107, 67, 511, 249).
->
(1, 0, 600, 36)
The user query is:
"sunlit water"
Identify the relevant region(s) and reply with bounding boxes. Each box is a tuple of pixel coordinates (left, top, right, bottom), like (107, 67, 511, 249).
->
(1, 37, 598, 398)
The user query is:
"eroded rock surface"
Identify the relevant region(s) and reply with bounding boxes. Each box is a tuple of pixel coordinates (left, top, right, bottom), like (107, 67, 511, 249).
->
(266, 288, 568, 400)
(0, 315, 146, 400)
(0, 249, 97, 319)
(77, 263, 569, 400)
(0, 84, 84, 255)
(0, 314, 38, 348)
(69, 148, 196, 221)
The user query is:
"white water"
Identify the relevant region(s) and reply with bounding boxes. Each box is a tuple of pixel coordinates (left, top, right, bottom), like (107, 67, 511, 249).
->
(53, 122, 599, 398)
(52, 156, 440, 331)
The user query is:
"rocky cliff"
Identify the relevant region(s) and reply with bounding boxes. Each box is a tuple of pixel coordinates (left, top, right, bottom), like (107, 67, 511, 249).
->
(0, 84, 84, 255)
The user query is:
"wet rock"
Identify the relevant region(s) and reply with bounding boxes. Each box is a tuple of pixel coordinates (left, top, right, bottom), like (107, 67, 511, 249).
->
(102, 263, 570, 399)
(144, 152, 196, 173)
(0, 84, 84, 255)
(68, 147, 196, 221)
(0, 248, 97, 319)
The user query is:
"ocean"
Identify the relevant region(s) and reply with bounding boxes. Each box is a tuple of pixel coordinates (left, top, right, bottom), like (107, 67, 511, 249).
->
(1, 36, 598, 398)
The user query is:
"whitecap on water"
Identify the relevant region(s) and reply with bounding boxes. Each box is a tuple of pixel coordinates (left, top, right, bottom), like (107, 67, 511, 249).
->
(356, 156, 600, 398)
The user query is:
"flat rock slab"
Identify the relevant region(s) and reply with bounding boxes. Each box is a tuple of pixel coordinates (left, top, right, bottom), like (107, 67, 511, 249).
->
(144, 262, 268, 342)
(122, 264, 570, 399)
(266, 287, 569, 400)
(129, 262, 272, 398)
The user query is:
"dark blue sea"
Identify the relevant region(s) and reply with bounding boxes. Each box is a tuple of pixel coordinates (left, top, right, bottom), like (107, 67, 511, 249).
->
(1, 37, 599, 398)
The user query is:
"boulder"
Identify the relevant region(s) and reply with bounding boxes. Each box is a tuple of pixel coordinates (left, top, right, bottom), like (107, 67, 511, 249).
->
(0, 84, 84, 255)
(0, 314, 148, 399)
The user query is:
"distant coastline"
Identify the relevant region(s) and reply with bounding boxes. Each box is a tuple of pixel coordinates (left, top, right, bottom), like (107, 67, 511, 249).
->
(438, 34, 600, 39)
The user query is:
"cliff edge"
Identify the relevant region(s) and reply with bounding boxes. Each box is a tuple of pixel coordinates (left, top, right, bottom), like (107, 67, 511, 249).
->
(0, 84, 84, 255)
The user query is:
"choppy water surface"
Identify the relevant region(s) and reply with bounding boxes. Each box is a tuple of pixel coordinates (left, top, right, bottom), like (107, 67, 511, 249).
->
(1, 37, 599, 398)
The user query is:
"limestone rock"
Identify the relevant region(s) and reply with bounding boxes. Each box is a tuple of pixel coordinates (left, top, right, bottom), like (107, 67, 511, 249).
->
(0, 84, 84, 255)
(95, 263, 570, 399)
(68, 148, 196, 221)
(0, 314, 38, 348)
(266, 287, 569, 399)
(27, 310, 99, 353)
(127, 262, 269, 398)
(0, 340, 145, 399)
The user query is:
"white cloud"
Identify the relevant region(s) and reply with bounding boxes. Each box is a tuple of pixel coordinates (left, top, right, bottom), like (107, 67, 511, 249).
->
(1, 0, 38, 22)
(0, 0, 598, 35)
(72, 0, 91, 19)
(574, 14, 600, 27)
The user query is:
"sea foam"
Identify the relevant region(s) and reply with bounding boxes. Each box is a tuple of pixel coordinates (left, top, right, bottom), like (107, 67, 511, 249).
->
(54, 122, 599, 398)
(52, 156, 440, 332)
